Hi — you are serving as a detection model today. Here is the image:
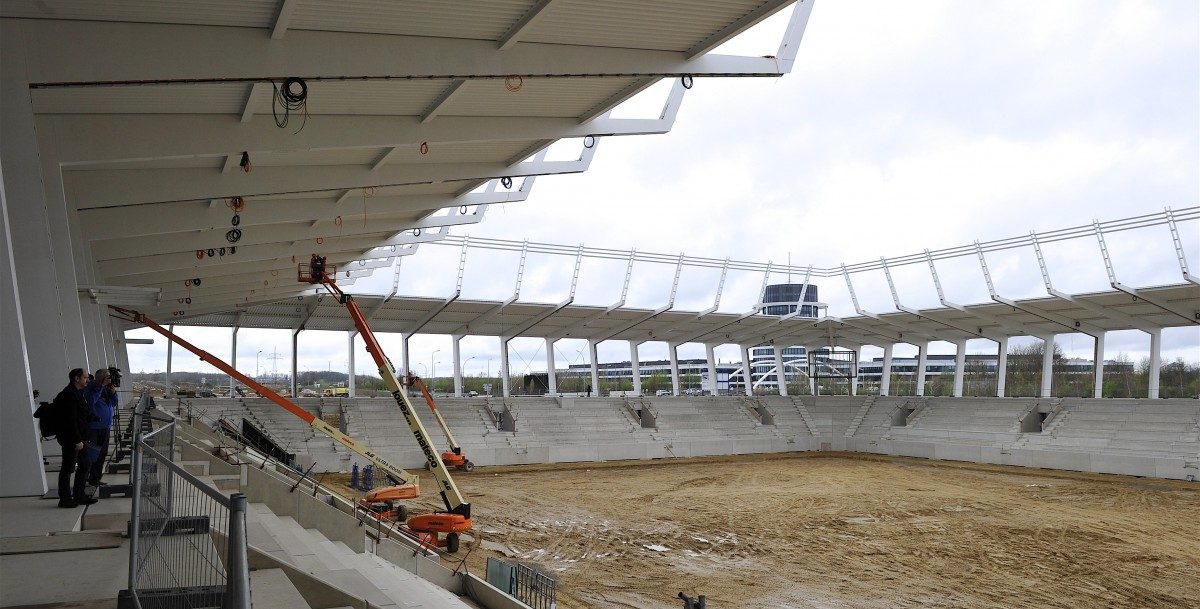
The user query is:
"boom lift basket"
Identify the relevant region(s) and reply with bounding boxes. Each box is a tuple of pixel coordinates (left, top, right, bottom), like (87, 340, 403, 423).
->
(298, 262, 336, 284)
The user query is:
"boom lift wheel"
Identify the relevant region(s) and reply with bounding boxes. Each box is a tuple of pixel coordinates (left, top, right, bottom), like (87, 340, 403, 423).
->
(464, 461, 475, 472)
(446, 532, 460, 554)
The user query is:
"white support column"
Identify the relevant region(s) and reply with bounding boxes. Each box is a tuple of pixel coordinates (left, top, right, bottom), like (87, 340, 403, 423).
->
(1040, 335, 1055, 398)
(587, 340, 600, 397)
(165, 325, 174, 398)
(996, 336, 1009, 397)
(705, 344, 717, 396)
(452, 335, 463, 397)
(915, 342, 929, 397)
(499, 336, 511, 398)
(773, 345, 787, 396)
(401, 334, 411, 377)
(740, 345, 754, 397)
(546, 337, 557, 395)
(850, 346, 863, 396)
(1092, 332, 1105, 399)
(629, 341, 642, 396)
(1148, 328, 1162, 399)
(668, 344, 681, 396)
(230, 327, 239, 395)
(2, 27, 85, 396)
(953, 339, 967, 397)
(806, 346, 816, 395)
(880, 344, 894, 396)
(347, 332, 356, 398)
(290, 331, 298, 398)
(0, 159, 46, 496)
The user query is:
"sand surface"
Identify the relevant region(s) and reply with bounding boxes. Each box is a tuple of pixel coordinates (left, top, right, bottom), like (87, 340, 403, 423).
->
(328, 453, 1200, 609)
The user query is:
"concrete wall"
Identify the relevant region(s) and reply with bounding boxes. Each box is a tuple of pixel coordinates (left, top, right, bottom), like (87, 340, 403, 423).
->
(195, 396, 1200, 481)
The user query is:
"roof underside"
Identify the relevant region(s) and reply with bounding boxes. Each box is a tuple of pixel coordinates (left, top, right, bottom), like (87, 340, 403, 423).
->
(7, 0, 808, 317)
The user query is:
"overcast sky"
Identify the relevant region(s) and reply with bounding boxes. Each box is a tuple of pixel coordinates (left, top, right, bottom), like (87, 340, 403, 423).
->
(127, 0, 1200, 378)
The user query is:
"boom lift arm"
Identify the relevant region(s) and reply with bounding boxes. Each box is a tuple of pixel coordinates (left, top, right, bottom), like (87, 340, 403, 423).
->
(107, 306, 421, 495)
(301, 255, 471, 550)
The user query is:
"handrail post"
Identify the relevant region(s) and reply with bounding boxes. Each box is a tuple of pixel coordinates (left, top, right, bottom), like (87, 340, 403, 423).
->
(223, 492, 252, 609)
(126, 399, 146, 594)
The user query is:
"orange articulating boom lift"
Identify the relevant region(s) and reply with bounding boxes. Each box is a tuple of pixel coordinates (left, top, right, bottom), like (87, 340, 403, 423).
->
(300, 255, 472, 552)
(404, 372, 474, 472)
(107, 306, 423, 511)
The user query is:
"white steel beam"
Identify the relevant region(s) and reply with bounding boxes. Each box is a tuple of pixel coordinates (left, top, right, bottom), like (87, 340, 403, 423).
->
(420, 80, 468, 123)
(497, 0, 558, 50)
(686, 0, 800, 59)
(98, 228, 446, 279)
(80, 182, 529, 238)
(878, 261, 980, 340)
(1093, 222, 1200, 326)
(975, 242, 1106, 337)
(42, 114, 676, 166)
(271, 0, 299, 39)
(66, 154, 591, 210)
(590, 254, 684, 343)
(1030, 233, 1157, 333)
(406, 240, 469, 337)
(502, 244, 583, 339)
(21, 20, 788, 85)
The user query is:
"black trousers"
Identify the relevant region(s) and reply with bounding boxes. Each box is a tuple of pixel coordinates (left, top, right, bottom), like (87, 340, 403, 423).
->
(58, 443, 91, 502)
(87, 428, 110, 484)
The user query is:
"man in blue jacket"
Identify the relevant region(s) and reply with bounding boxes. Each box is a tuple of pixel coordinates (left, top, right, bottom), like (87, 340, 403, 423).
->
(84, 368, 118, 487)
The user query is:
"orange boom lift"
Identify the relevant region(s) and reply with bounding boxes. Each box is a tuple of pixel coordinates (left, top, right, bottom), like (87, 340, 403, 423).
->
(112, 292, 471, 552)
(299, 255, 471, 551)
(404, 372, 474, 472)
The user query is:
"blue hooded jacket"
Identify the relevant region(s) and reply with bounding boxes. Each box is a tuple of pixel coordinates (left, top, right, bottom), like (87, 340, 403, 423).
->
(84, 381, 117, 430)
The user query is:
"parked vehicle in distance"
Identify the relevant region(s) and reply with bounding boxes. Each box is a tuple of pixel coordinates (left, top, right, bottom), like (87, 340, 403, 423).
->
(468, 391, 478, 397)
(655, 389, 671, 397)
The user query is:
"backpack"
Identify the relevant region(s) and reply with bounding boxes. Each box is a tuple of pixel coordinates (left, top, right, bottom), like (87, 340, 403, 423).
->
(33, 401, 57, 440)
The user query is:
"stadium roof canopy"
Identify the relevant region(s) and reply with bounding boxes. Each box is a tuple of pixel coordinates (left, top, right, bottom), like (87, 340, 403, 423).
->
(174, 208, 1200, 349)
(181, 283, 1198, 350)
(3, 0, 816, 317)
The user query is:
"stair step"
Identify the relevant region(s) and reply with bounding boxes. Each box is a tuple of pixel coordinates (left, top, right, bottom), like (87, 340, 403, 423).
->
(250, 568, 312, 608)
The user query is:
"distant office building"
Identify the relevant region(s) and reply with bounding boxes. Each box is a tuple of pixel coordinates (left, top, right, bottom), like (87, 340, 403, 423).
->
(749, 283, 822, 391)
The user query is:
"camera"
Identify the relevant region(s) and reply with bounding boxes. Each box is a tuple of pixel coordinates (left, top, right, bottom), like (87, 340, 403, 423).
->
(108, 366, 122, 388)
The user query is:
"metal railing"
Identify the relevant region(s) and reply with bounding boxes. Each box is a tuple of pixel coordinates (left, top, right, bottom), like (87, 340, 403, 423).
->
(123, 396, 251, 609)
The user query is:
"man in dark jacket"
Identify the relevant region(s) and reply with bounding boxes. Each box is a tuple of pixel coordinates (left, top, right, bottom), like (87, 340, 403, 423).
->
(54, 368, 97, 508)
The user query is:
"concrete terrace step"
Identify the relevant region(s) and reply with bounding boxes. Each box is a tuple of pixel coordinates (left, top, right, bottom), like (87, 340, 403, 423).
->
(251, 568, 315, 609)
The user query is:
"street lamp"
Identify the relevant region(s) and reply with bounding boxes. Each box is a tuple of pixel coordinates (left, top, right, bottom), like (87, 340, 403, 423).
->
(432, 349, 441, 379)
(256, 350, 264, 380)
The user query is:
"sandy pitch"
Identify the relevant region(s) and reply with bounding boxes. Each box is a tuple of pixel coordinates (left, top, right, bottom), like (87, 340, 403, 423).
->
(329, 453, 1200, 608)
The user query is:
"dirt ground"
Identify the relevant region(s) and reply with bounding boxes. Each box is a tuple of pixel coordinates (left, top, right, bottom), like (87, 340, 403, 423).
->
(324, 453, 1200, 609)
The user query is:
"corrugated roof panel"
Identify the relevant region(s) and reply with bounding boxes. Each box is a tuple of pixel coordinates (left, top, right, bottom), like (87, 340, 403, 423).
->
(439, 78, 636, 118)
(0, 0, 277, 27)
(377, 140, 536, 166)
(288, 80, 448, 116)
(32, 83, 246, 114)
(521, 0, 768, 52)
(288, 0, 531, 40)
